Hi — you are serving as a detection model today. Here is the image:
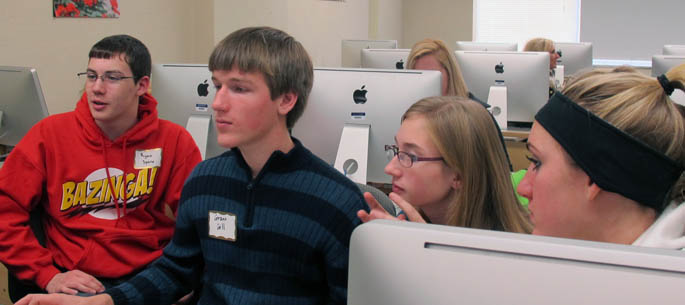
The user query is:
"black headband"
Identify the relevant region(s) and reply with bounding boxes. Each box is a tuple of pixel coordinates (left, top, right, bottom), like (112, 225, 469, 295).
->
(535, 92, 684, 211)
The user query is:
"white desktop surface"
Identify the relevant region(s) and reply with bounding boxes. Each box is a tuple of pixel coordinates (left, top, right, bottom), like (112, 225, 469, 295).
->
(348, 220, 685, 305)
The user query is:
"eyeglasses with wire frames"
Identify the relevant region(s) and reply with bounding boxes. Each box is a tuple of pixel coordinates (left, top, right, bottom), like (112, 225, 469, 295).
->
(77, 71, 135, 84)
(384, 144, 444, 168)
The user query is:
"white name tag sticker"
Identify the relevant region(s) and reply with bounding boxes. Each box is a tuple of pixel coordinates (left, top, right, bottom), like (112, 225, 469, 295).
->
(134, 148, 162, 169)
(209, 210, 236, 241)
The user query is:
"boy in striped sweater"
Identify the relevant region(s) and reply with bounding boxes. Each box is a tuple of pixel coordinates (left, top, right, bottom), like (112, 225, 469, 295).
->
(17, 26, 367, 305)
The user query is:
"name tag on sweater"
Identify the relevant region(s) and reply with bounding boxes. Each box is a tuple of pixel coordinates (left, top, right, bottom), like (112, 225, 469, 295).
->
(209, 210, 237, 241)
(134, 148, 162, 169)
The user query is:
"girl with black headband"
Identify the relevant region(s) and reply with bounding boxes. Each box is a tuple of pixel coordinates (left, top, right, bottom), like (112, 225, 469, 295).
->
(518, 64, 685, 247)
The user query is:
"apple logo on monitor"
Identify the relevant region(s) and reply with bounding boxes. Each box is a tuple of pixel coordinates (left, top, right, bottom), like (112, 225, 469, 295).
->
(353, 85, 368, 104)
(197, 79, 209, 97)
(395, 59, 404, 69)
(495, 62, 504, 74)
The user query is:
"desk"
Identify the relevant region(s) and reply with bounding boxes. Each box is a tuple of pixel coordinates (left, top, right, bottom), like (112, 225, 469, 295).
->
(502, 128, 530, 172)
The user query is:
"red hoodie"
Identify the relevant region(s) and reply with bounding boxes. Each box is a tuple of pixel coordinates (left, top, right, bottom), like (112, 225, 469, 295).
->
(0, 92, 202, 289)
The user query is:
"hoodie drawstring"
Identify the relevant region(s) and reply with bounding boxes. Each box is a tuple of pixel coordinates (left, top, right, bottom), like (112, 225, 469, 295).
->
(101, 137, 120, 223)
(102, 136, 130, 227)
(121, 138, 129, 218)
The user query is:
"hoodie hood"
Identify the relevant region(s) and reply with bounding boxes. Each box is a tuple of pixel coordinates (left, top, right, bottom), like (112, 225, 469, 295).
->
(74, 91, 161, 220)
(75, 91, 160, 148)
(633, 201, 685, 250)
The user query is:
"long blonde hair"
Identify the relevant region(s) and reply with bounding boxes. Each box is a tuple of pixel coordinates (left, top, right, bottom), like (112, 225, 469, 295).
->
(403, 96, 532, 233)
(562, 65, 685, 203)
(407, 39, 469, 98)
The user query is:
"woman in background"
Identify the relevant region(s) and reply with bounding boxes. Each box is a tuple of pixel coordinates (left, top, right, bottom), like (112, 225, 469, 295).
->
(358, 96, 531, 233)
(407, 39, 469, 98)
(523, 37, 560, 96)
(407, 38, 512, 170)
(518, 65, 685, 247)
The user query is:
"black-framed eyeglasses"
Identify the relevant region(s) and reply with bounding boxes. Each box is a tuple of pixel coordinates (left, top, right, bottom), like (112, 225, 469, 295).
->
(384, 144, 444, 168)
(77, 72, 134, 84)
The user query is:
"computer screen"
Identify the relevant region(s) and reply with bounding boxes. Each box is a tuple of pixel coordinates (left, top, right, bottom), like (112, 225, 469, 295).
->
(663, 45, 685, 55)
(0, 66, 49, 147)
(360, 48, 411, 70)
(291, 68, 441, 184)
(651, 55, 685, 76)
(454, 51, 549, 127)
(150, 64, 228, 160)
(341, 39, 398, 68)
(555, 42, 593, 76)
(455, 41, 518, 52)
(348, 220, 685, 305)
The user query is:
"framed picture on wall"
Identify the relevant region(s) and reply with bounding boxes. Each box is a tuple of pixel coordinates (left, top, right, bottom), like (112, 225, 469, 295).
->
(53, 0, 120, 18)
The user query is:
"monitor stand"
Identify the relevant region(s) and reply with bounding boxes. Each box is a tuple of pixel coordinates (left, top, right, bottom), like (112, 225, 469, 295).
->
(487, 86, 508, 130)
(554, 65, 564, 89)
(185, 114, 211, 160)
(334, 123, 369, 184)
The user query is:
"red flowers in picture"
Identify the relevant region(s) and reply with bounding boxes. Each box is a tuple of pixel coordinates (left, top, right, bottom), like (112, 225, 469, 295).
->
(53, 0, 120, 18)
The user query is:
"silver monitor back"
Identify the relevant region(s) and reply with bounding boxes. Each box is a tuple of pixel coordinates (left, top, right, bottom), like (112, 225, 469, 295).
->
(455, 51, 549, 126)
(348, 220, 685, 305)
(455, 41, 518, 52)
(651, 55, 685, 76)
(341, 39, 398, 68)
(555, 42, 593, 76)
(291, 68, 441, 184)
(663, 44, 685, 55)
(0, 66, 49, 147)
(151, 64, 228, 159)
(360, 49, 411, 70)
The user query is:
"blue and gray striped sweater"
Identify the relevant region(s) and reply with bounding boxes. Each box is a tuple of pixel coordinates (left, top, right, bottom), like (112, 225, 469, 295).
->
(106, 139, 367, 304)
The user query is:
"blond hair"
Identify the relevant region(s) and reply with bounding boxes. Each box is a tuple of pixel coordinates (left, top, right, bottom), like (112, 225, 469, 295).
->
(402, 96, 532, 233)
(562, 65, 685, 203)
(406, 39, 469, 98)
(523, 37, 555, 53)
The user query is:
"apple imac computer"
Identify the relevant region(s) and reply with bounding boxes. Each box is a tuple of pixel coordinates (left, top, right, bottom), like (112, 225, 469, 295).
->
(454, 51, 549, 129)
(291, 68, 441, 184)
(554, 42, 593, 76)
(151, 64, 228, 160)
(455, 41, 518, 52)
(0, 66, 50, 150)
(348, 220, 685, 305)
(663, 45, 685, 55)
(651, 55, 685, 76)
(360, 49, 411, 70)
(341, 39, 398, 68)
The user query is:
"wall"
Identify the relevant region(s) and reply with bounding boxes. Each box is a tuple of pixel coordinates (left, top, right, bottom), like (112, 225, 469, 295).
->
(213, 0, 369, 68)
(402, 0, 472, 49)
(0, 1, 214, 114)
(369, 0, 404, 47)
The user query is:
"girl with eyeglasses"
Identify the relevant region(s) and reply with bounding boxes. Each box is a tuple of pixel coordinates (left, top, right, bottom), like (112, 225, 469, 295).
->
(357, 96, 532, 233)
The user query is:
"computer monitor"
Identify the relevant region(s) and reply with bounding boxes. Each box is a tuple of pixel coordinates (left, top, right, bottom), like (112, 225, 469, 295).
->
(341, 39, 398, 68)
(291, 68, 441, 184)
(150, 64, 228, 160)
(454, 51, 549, 128)
(651, 55, 685, 76)
(348, 220, 685, 305)
(555, 42, 593, 76)
(0, 66, 49, 147)
(663, 45, 685, 55)
(455, 41, 518, 52)
(360, 49, 411, 70)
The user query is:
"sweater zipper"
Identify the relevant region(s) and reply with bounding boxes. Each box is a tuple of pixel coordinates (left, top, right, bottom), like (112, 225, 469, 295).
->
(245, 182, 255, 227)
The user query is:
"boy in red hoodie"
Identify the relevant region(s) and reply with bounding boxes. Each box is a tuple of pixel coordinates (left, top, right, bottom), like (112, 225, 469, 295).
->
(0, 34, 202, 301)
